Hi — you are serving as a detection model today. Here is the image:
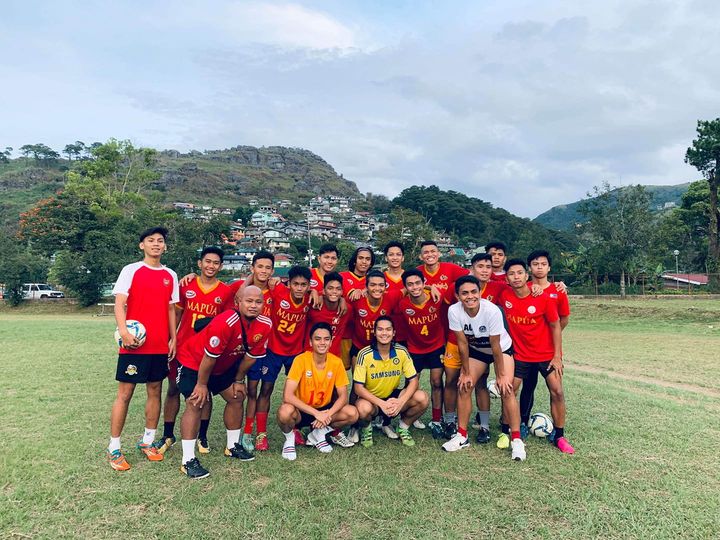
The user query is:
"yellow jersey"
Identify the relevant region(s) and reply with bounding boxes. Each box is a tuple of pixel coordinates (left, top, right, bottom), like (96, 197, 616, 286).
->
(353, 344, 417, 399)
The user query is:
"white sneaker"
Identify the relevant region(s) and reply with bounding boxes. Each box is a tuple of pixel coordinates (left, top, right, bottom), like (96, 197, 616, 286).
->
(329, 431, 355, 448)
(307, 428, 333, 453)
(442, 433, 470, 452)
(381, 425, 399, 439)
(347, 427, 359, 444)
(511, 438, 526, 461)
(412, 419, 426, 429)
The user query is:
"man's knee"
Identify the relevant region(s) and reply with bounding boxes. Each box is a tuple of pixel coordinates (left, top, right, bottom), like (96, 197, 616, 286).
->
(277, 403, 297, 423)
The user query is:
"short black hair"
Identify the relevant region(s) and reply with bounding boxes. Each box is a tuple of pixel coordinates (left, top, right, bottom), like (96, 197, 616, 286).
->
(420, 240, 438, 249)
(527, 249, 552, 266)
(309, 322, 333, 338)
(139, 226, 168, 242)
(401, 269, 424, 285)
(485, 241, 507, 253)
(349, 247, 375, 273)
(288, 265, 312, 282)
(471, 253, 492, 265)
(455, 275, 480, 294)
(199, 246, 225, 262)
(252, 250, 275, 266)
(366, 269, 386, 285)
(504, 258, 527, 272)
(323, 271, 343, 288)
(383, 241, 405, 255)
(319, 243, 339, 257)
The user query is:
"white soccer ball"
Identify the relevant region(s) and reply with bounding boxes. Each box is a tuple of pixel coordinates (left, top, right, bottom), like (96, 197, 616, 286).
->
(486, 378, 501, 399)
(529, 412, 554, 438)
(114, 320, 147, 348)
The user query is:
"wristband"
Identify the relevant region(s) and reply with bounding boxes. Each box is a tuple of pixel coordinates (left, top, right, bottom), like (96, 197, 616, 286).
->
(234, 380, 246, 385)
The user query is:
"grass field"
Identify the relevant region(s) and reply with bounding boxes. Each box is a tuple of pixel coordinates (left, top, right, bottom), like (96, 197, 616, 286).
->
(1, 298, 719, 539)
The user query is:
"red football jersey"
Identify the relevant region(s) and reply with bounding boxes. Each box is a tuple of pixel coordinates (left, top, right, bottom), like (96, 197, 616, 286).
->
(384, 271, 405, 293)
(350, 291, 403, 349)
(418, 262, 469, 298)
(340, 271, 366, 297)
(540, 282, 571, 318)
(309, 268, 325, 294)
(481, 280, 507, 305)
(113, 262, 179, 355)
(490, 271, 506, 283)
(499, 288, 559, 362)
(268, 283, 312, 355)
(176, 279, 232, 345)
(397, 294, 446, 354)
(223, 279, 274, 317)
(177, 309, 272, 375)
(307, 302, 353, 357)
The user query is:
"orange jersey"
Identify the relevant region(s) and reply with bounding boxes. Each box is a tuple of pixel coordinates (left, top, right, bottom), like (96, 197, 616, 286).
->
(287, 351, 349, 408)
(397, 293, 446, 354)
(176, 278, 232, 345)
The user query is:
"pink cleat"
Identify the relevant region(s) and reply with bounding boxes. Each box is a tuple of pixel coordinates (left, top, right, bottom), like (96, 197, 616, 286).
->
(293, 428, 306, 446)
(556, 437, 575, 454)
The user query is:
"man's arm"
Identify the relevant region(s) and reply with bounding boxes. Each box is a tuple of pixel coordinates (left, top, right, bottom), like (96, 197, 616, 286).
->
(167, 302, 178, 360)
(490, 334, 512, 394)
(114, 293, 138, 349)
(559, 316, 570, 330)
(454, 330, 473, 391)
(548, 319, 563, 376)
(282, 378, 320, 417)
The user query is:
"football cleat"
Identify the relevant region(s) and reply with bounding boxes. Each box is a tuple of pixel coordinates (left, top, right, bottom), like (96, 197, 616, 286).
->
(442, 433, 470, 452)
(412, 419, 426, 429)
(181, 457, 210, 479)
(443, 421, 457, 440)
(520, 423, 529, 440)
(153, 436, 176, 455)
(224, 442, 255, 461)
(475, 427, 491, 444)
(496, 433, 510, 449)
(293, 428, 306, 446)
(241, 433, 255, 453)
(137, 441, 164, 461)
(255, 432, 269, 451)
(107, 449, 130, 471)
(197, 438, 210, 454)
(347, 427, 360, 444)
(396, 427, 415, 447)
(329, 431, 355, 448)
(381, 425, 399, 440)
(360, 425, 374, 448)
(428, 421, 445, 439)
(555, 437, 575, 454)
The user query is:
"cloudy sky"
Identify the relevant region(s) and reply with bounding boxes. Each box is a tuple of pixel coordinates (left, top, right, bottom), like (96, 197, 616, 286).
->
(2, 0, 718, 217)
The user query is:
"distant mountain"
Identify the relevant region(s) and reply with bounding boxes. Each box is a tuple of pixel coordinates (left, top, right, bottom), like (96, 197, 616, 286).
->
(533, 183, 692, 231)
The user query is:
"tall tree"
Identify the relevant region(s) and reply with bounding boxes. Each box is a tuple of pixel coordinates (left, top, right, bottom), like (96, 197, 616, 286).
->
(685, 119, 720, 281)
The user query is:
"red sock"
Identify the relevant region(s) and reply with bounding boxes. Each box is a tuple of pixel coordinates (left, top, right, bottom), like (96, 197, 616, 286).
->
(511, 431, 521, 440)
(432, 408, 442, 422)
(458, 427, 468, 438)
(256, 412, 268, 433)
(243, 417, 254, 435)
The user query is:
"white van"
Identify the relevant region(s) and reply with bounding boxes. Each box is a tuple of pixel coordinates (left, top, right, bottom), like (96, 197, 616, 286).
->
(22, 283, 65, 299)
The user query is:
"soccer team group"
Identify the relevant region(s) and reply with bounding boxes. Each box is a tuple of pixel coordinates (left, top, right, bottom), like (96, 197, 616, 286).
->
(108, 226, 572, 479)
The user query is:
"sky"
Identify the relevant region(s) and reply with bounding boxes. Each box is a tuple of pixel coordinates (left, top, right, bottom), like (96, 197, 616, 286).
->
(2, 0, 719, 218)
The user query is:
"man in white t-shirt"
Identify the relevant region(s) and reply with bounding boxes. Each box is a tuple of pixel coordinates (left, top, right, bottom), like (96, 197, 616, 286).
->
(442, 275, 526, 461)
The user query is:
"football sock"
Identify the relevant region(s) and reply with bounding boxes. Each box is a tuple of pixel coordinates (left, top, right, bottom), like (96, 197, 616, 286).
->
(226, 429, 241, 449)
(284, 430, 295, 443)
(458, 427, 468, 438)
(500, 423, 510, 435)
(198, 419, 210, 440)
(479, 411, 490, 429)
(244, 416, 254, 435)
(142, 428, 156, 445)
(256, 412, 268, 433)
(521, 415, 530, 426)
(163, 422, 175, 439)
(181, 439, 196, 465)
(330, 429, 341, 436)
(554, 427, 565, 442)
(443, 412, 456, 423)
(399, 420, 410, 430)
(432, 408, 442, 422)
(108, 437, 121, 452)
(511, 431, 521, 441)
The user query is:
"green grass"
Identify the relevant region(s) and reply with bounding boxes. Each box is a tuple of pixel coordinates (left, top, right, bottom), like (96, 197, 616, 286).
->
(1, 298, 719, 539)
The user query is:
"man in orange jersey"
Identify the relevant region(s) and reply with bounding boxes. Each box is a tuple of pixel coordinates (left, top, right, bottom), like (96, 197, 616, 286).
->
(276, 322, 358, 460)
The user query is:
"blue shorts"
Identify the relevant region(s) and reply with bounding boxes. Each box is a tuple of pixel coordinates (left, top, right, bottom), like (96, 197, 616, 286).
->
(248, 349, 296, 383)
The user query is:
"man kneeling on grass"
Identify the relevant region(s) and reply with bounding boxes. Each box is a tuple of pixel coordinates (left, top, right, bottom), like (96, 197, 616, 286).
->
(277, 323, 358, 460)
(353, 317, 429, 448)
(175, 286, 272, 479)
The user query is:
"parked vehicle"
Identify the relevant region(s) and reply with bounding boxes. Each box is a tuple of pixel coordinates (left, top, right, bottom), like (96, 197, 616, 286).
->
(22, 283, 65, 299)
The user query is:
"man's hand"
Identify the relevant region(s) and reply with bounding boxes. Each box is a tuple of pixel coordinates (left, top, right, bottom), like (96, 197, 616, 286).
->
(429, 284, 441, 303)
(189, 384, 210, 408)
(313, 410, 333, 428)
(457, 371, 474, 392)
(120, 330, 140, 349)
(338, 296, 348, 316)
(549, 355, 563, 378)
(167, 337, 177, 361)
(231, 381, 246, 400)
(496, 374, 514, 396)
(268, 277, 280, 290)
(555, 281, 568, 294)
(310, 289, 322, 310)
(180, 273, 196, 287)
(530, 283, 543, 297)
(348, 289, 363, 302)
(380, 398, 400, 418)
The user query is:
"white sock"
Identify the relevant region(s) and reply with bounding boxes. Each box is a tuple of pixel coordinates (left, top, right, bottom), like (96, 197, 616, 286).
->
(226, 429, 241, 449)
(142, 428, 156, 445)
(182, 439, 196, 464)
(108, 437, 121, 452)
(284, 430, 295, 443)
(281, 431, 296, 461)
(399, 420, 410, 430)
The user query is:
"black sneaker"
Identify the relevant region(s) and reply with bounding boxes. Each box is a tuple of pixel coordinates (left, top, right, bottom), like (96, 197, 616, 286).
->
(180, 457, 210, 479)
(475, 427, 491, 444)
(224, 442, 255, 461)
(443, 421, 457, 440)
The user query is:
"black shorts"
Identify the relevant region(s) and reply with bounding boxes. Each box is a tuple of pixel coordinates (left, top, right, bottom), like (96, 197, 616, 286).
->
(411, 346, 445, 372)
(350, 344, 362, 360)
(514, 359, 555, 380)
(298, 404, 333, 429)
(116, 354, 168, 383)
(176, 361, 239, 399)
(470, 346, 514, 365)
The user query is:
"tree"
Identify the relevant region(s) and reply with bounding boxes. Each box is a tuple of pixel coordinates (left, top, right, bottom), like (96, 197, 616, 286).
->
(232, 205, 255, 226)
(578, 182, 654, 297)
(63, 141, 85, 161)
(0, 147, 11, 164)
(18, 143, 60, 166)
(685, 119, 720, 283)
(0, 236, 47, 306)
(374, 208, 436, 267)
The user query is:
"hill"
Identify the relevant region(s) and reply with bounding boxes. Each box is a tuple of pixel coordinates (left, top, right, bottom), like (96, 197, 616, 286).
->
(533, 183, 692, 231)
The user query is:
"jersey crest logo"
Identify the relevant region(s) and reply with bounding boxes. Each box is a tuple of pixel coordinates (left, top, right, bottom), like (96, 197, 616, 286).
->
(487, 295, 494, 302)
(310, 279, 318, 287)
(440, 274, 448, 281)
(380, 309, 387, 316)
(305, 370, 313, 378)
(253, 333, 263, 342)
(280, 299, 291, 309)
(261, 366, 269, 375)
(527, 306, 537, 314)
(303, 305, 309, 313)
(125, 364, 137, 376)
(393, 358, 400, 365)
(429, 306, 437, 313)
(358, 309, 368, 317)
(332, 317, 340, 325)
(185, 290, 196, 299)
(505, 301, 513, 309)
(209, 336, 220, 347)
(405, 308, 416, 316)
(479, 326, 486, 332)
(327, 371, 333, 378)
(163, 278, 171, 287)
(266, 298, 272, 304)
(214, 296, 223, 304)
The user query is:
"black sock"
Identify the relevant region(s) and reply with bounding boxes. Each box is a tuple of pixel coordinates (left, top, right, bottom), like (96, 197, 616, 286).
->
(163, 421, 175, 439)
(554, 426, 564, 443)
(500, 422, 510, 434)
(521, 416, 530, 426)
(199, 419, 210, 440)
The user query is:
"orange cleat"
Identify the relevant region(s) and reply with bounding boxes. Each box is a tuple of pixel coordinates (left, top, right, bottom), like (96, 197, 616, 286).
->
(107, 449, 131, 471)
(137, 441, 164, 461)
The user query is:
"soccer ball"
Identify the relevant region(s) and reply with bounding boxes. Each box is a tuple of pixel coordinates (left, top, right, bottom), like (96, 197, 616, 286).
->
(486, 378, 501, 399)
(529, 412, 554, 438)
(114, 320, 147, 348)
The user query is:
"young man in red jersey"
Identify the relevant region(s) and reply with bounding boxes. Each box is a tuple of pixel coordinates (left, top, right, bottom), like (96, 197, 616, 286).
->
(443, 275, 526, 461)
(277, 323, 359, 460)
(485, 241, 508, 283)
(519, 250, 571, 435)
(307, 272, 353, 368)
(398, 269, 447, 439)
(107, 227, 179, 471)
(309, 244, 340, 294)
(339, 246, 375, 366)
(501, 259, 574, 454)
(175, 286, 272, 478)
(383, 241, 406, 293)
(251, 265, 313, 451)
(156, 246, 232, 456)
